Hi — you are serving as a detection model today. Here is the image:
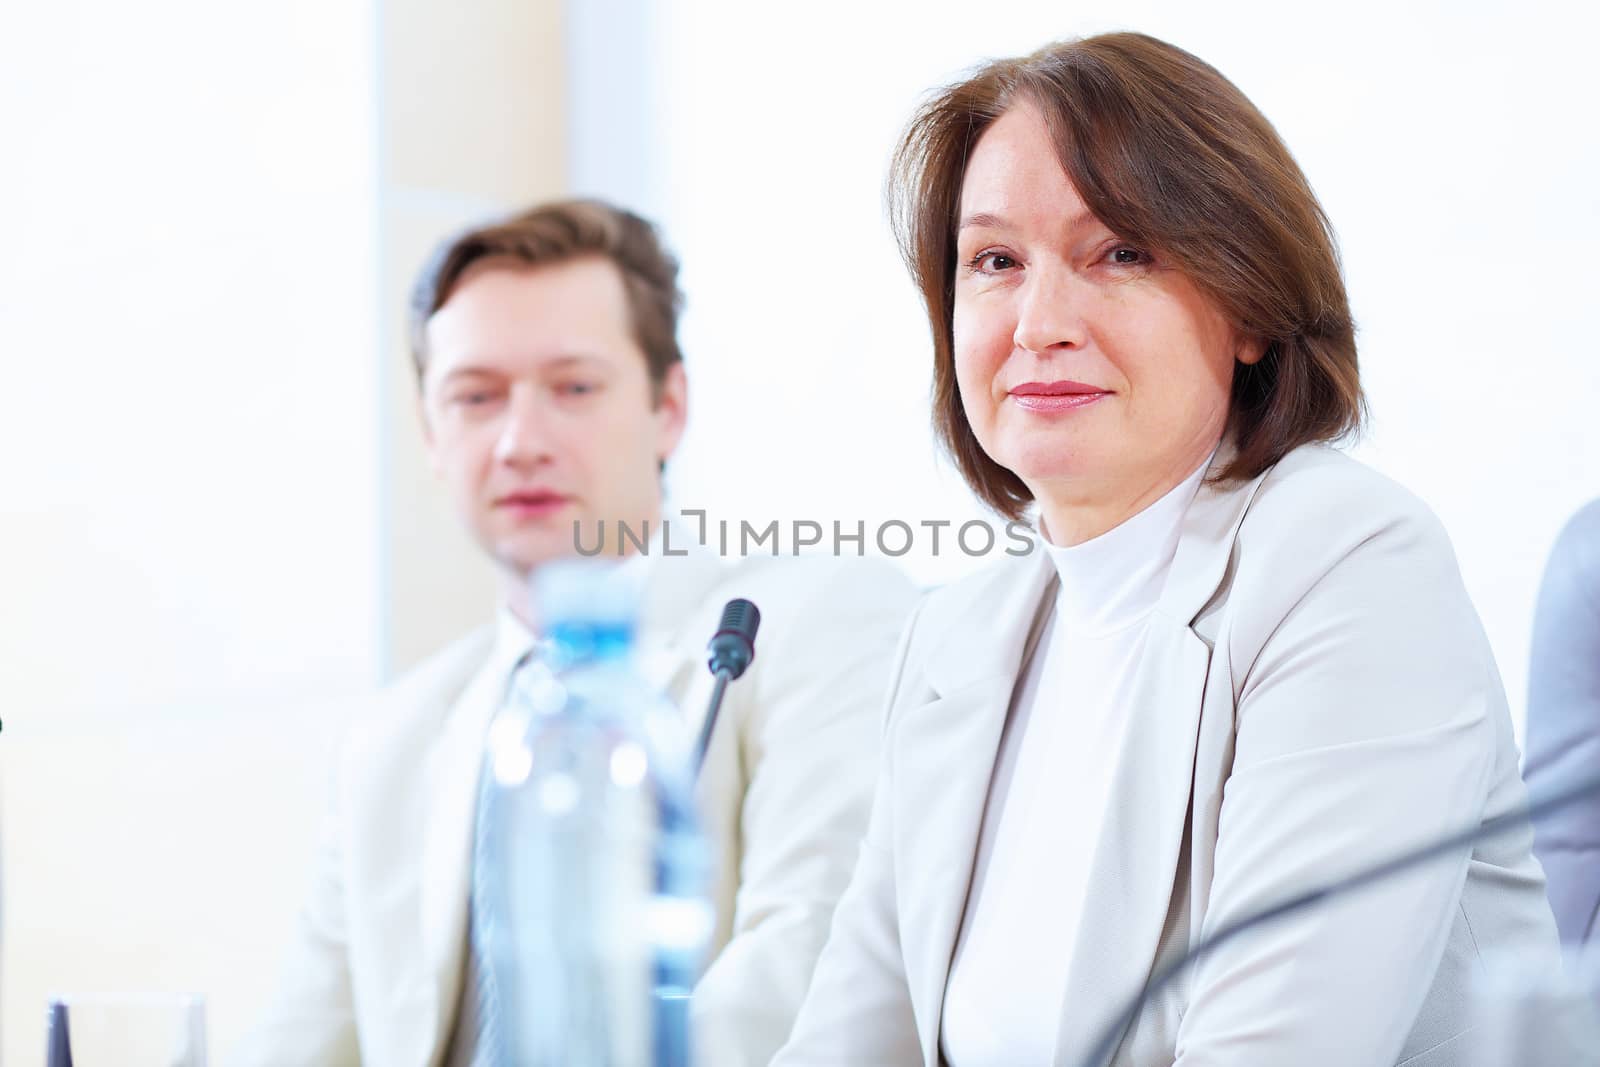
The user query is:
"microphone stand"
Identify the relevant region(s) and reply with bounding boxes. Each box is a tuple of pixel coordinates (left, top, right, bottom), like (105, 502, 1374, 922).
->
(694, 599, 761, 776)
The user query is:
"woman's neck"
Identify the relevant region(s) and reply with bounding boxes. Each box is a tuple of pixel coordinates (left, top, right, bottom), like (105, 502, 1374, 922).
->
(1036, 447, 1218, 547)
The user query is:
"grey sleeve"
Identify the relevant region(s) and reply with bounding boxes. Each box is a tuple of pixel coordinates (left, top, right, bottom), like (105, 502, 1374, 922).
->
(1525, 498, 1600, 947)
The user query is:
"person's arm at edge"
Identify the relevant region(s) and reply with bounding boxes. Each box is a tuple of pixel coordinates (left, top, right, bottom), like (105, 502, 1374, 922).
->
(1525, 499, 1600, 946)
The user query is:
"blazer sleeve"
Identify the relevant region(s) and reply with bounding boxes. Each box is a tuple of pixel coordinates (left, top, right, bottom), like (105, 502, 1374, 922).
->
(691, 561, 921, 1067)
(768, 591, 928, 1067)
(225, 737, 361, 1067)
(1173, 504, 1501, 1066)
(1524, 498, 1600, 947)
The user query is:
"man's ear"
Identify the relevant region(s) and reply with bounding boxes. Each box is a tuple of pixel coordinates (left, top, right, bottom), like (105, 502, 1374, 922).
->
(416, 387, 444, 476)
(654, 362, 689, 465)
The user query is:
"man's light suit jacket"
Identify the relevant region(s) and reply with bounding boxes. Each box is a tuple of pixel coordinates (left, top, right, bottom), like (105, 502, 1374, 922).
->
(234, 547, 918, 1066)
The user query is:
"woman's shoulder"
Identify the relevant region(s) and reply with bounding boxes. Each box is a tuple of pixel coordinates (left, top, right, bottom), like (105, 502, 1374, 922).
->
(1219, 444, 1469, 638)
(1234, 444, 1455, 577)
(1247, 444, 1441, 539)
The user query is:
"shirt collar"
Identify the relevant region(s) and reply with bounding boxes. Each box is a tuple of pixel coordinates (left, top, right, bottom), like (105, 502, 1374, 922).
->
(1040, 452, 1213, 636)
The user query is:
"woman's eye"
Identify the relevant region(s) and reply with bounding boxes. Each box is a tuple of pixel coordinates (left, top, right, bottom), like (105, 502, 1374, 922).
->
(1107, 245, 1148, 266)
(558, 382, 596, 396)
(969, 251, 1017, 273)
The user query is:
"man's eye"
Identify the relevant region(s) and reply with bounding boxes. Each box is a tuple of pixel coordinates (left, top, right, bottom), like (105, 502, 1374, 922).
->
(558, 382, 597, 396)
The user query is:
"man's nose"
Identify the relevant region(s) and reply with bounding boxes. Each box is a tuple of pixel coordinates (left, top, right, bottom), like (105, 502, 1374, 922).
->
(492, 385, 554, 469)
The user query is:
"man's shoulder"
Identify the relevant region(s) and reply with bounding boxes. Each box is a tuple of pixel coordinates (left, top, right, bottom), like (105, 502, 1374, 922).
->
(383, 625, 498, 703)
(646, 553, 918, 700)
(712, 553, 919, 639)
(344, 624, 497, 754)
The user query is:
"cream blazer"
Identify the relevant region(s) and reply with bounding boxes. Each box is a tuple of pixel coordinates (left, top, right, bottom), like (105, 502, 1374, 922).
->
(776, 445, 1568, 1067)
(230, 548, 917, 1067)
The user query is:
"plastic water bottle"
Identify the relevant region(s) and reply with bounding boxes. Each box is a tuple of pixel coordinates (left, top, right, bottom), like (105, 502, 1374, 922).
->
(480, 560, 712, 1066)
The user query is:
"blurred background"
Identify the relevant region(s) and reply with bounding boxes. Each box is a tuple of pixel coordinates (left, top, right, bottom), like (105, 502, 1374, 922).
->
(2, 0, 1596, 1061)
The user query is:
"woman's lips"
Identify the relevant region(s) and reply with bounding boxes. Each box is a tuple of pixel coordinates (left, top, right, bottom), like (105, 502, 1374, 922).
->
(1008, 381, 1111, 413)
(1011, 392, 1109, 412)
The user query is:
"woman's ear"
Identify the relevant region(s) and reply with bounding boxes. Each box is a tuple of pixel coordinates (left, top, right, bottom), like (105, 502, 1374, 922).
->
(1236, 335, 1268, 366)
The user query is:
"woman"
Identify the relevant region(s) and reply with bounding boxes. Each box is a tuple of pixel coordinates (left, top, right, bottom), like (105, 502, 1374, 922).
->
(774, 33, 1567, 1067)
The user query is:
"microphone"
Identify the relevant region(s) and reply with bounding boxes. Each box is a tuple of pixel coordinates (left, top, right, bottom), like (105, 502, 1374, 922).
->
(1079, 766, 1600, 1067)
(694, 598, 761, 775)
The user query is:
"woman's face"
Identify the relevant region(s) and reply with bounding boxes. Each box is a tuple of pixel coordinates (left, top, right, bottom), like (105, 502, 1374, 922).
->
(953, 102, 1262, 542)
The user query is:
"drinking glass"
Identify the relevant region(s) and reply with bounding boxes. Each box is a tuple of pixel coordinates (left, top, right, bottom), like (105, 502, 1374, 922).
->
(45, 992, 206, 1067)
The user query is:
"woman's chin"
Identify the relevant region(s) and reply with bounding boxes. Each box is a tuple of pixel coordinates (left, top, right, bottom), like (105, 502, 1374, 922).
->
(1002, 450, 1101, 491)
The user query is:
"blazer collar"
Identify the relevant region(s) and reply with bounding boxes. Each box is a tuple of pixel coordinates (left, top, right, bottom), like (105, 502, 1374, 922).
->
(1050, 445, 1273, 1066)
(1155, 441, 1269, 628)
(922, 444, 1262, 696)
(923, 546, 1058, 699)
(900, 547, 1057, 1063)
(903, 444, 1275, 1066)
(418, 635, 518, 1065)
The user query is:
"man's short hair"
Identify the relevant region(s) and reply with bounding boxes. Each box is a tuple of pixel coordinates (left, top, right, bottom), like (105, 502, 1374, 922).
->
(409, 198, 685, 393)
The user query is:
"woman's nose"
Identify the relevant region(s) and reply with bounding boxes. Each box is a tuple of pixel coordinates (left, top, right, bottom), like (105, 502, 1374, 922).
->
(1012, 267, 1088, 355)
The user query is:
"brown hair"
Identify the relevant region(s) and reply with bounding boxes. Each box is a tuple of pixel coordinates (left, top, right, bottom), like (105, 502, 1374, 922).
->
(890, 32, 1365, 519)
(409, 198, 684, 394)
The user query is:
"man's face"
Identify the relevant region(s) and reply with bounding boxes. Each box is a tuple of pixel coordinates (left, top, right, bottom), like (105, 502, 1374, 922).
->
(419, 255, 687, 575)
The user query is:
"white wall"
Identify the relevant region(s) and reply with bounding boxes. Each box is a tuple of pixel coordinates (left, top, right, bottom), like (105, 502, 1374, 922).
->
(612, 0, 1600, 738)
(0, 0, 572, 1059)
(0, 0, 382, 1061)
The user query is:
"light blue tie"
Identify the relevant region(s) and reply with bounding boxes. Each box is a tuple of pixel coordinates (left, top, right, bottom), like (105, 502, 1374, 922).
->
(461, 645, 546, 1067)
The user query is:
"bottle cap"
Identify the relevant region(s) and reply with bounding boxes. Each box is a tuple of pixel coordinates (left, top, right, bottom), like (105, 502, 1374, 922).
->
(533, 558, 641, 663)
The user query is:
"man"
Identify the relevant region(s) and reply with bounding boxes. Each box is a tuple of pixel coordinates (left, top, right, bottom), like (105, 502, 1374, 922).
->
(234, 200, 917, 1065)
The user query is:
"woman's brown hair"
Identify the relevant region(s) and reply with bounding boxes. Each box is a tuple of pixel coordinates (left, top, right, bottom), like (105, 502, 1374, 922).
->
(890, 32, 1364, 519)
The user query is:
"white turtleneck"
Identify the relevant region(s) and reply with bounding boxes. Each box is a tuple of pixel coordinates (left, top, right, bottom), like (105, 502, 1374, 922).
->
(941, 457, 1211, 1067)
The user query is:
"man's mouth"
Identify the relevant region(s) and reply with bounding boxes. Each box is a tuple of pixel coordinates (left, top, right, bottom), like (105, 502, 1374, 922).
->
(494, 490, 571, 515)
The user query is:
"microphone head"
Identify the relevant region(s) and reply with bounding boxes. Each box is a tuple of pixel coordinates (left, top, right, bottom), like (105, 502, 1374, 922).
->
(707, 598, 761, 680)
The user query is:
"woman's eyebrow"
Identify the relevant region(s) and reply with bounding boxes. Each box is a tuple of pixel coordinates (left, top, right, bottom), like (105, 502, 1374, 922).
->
(958, 211, 1011, 233)
(957, 208, 1098, 235)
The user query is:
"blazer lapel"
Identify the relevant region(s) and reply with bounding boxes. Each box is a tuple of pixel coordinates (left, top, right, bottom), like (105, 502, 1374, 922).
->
(898, 549, 1058, 1064)
(1054, 452, 1273, 1066)
(635, 539, 729, 733)
(418, 640, 519, 1064)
